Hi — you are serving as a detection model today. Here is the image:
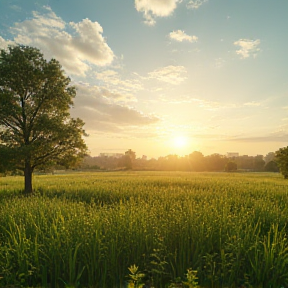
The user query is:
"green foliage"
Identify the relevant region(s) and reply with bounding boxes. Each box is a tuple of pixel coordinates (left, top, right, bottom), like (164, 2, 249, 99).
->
(119, 149, 136, 170)
(169, 269, 199, 288)
(1, 171, 288, 287)
(188, 151, 205, 171)
(225, 161, 237, 172)
(264, 160, 279, 172)
(127, 265, 145, 288)
(0, 45, 87, 192)
(275, 147, 288, 178)
(183, 269, 199, 288)
(253, 155, 265, 171)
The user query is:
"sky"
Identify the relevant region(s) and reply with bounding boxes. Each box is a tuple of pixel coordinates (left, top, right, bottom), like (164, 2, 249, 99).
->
(1, 0, 288, 159)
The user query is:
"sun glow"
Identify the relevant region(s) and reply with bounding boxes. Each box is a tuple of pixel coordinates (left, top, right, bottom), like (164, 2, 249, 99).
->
(172, 135, 188, 148)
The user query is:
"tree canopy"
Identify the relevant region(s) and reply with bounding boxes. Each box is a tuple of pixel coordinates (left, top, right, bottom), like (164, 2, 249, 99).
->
(0, 45, 88, 193)
(225, 161, 237, 172)
(275, 147, 288, 178)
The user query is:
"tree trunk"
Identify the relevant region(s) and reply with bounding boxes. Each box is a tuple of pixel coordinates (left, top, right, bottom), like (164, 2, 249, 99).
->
(24, 161, 33, 194)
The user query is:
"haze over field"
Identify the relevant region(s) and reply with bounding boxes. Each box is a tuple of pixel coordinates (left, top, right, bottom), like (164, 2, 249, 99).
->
(1, 0, 288, 158)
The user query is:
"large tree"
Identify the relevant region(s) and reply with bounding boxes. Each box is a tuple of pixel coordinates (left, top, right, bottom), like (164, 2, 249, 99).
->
(0, 45, 88, 193)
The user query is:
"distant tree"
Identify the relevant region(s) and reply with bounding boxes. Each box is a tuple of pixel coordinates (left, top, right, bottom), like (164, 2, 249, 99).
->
(225, 161, 237, 172)
(264, 152, 275, 164)
(235, 155, 254, 170)
(205, 153, 227, 171)
(164, 154, 179, 170)
(120, 149, 136, 169)
(0, 45, 88, 193)
(188, 151, 205, 171)
(178, 155, 190, 171)
(264, 160, 279, 172)
(253, 155, 265, 171)
(275, 147, 288, 178)
(146, 158, 158, 170)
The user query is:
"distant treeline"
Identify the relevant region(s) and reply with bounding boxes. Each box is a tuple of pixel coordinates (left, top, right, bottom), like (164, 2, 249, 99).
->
(80, 151, 279, 172)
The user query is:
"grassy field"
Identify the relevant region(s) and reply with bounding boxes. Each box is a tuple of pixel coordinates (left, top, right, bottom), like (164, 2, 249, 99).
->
(1, 171, 288, 288)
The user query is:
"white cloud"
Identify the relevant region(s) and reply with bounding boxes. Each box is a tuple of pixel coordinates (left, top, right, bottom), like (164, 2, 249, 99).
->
(135, 0, 180, 26)
(9, 6, 114, 76)
(226, 132, 288, 143)
(0, 36, 10, 49)
(167, 97, 263, 110)
(234, 39, 261, 59)
(72, 84, 160, 132)
(169, 30, 198, 42)
(95, 70, 144, 95)
(186, 0, 208, 10)
(100, 88, 134, 102)
(0, 35, 15, 49)
(243, 101, 261, 107)
(69, 19, 114, 66)
(148, 65, 187, 84)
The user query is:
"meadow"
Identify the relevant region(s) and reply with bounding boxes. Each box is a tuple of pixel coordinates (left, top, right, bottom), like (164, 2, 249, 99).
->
(1, 171, 288, 288)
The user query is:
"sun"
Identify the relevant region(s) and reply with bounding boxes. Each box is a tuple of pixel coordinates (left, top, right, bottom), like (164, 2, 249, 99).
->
(172, 135, 188, 148)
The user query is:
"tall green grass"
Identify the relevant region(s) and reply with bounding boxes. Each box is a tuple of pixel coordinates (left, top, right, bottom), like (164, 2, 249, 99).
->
(1, 172, 288, 287)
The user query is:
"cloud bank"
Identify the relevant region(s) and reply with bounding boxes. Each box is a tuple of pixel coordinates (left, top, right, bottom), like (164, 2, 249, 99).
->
(95, 70, 144, 100)
(169, 30, 198, 42)
(9, 6, 114, 76)
(0, 36, 13, 49)
(186, 0, 208, 10)
(234, 39, 261, 59)
(72, 84, 160, 132)
(135, 0, 180, 26)
(148, 65, 187, 84)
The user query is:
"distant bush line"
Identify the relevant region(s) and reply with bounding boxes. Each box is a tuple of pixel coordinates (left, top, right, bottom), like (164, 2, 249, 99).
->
(79, 151, 278, 173)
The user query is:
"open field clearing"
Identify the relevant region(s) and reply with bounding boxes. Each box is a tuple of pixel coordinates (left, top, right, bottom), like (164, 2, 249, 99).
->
(1, 171, 288, 288)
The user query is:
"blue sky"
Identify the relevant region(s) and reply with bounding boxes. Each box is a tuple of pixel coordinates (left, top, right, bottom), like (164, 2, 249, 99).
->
(1, 0, 288, 158)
